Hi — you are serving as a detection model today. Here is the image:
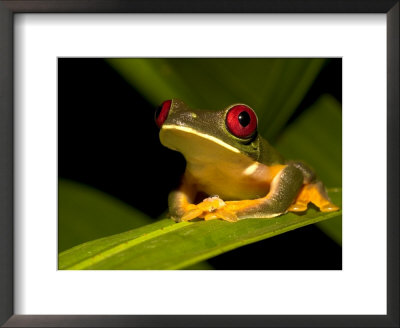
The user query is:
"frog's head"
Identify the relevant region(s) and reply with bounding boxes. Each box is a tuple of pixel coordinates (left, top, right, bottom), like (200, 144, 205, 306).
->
(155, 99, 261, 163)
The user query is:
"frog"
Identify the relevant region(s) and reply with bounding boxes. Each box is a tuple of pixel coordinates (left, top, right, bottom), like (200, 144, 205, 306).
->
(155, 99, 339, 223)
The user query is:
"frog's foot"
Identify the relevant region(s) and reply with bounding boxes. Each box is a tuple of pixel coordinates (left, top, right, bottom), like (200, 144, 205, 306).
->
(319, 203, 340, 212)
(181, 208, 204, 222)
(289, 182, 340, 213)
(181, 196, 237, 222)
(203, 208, 238, 222)
(288, 201, 308, 212)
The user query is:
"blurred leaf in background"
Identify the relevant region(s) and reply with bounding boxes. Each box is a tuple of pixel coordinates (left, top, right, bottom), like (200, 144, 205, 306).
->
(107, 58, 326, 140)
(58, 179, 152, 252)
(275, 94, 342, 188)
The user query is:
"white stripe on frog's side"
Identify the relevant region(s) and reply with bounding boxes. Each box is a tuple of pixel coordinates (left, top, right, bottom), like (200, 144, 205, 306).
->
(243, 162, 260, 175)
(161, 124, 241, 154)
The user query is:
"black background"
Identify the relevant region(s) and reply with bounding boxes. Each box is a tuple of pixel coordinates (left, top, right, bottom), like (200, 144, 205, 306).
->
(58, 58, 342, 269)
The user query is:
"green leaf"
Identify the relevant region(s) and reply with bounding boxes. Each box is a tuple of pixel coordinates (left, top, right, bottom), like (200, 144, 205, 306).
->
(275, 95, 342, 244)
(182, 261, 214, 270)
(58, 179, 153, 252)
(275, 94, 342, 187)
(59, 189, 341, 270)
(106, 58, 326, 139)
(315, 215, 342, 246)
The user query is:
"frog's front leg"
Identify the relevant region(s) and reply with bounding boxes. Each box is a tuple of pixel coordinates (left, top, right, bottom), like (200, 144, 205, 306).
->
(168, 175, 233, 222)
(168, 175, 196, 222)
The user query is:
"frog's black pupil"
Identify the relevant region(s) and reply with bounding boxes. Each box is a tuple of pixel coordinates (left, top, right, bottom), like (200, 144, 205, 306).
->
(238, 111, 250, 127)
(155, 105, 162, 118)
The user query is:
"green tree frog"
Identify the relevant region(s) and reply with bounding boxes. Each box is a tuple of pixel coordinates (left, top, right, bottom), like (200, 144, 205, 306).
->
(155, 99, 339, 223)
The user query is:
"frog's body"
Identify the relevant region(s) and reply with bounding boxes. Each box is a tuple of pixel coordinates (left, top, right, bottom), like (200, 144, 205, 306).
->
(156, 99, 339, 222)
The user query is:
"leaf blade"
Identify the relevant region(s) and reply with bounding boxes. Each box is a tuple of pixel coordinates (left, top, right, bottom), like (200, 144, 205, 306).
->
(59, 189, 341, 270)
(58, 219, 174, 269)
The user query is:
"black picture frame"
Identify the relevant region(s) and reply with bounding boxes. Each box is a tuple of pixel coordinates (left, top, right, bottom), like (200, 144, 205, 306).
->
(0, 1, 398, 327)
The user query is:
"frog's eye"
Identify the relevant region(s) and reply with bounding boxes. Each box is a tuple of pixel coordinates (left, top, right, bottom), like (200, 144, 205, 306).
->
(226, 105, 258, 139)
(155, 100, 172, 128)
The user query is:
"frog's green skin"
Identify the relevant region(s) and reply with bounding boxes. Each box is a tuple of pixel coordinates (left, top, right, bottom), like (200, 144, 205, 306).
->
(158, 99, 339, 222)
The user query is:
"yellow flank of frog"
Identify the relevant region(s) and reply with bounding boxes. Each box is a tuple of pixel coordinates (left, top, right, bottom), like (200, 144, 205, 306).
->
(155, 99, 339, 222)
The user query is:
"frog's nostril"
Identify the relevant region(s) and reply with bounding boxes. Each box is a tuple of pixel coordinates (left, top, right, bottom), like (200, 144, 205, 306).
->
(155, 100, 172, 128)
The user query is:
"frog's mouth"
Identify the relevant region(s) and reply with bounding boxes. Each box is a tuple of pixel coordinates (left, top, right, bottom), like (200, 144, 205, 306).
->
(160, 124, 242, 163)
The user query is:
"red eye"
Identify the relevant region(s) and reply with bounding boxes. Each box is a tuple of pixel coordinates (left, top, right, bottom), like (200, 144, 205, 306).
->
(155, 100, 172, 128)
(226, 105, 257, 139)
